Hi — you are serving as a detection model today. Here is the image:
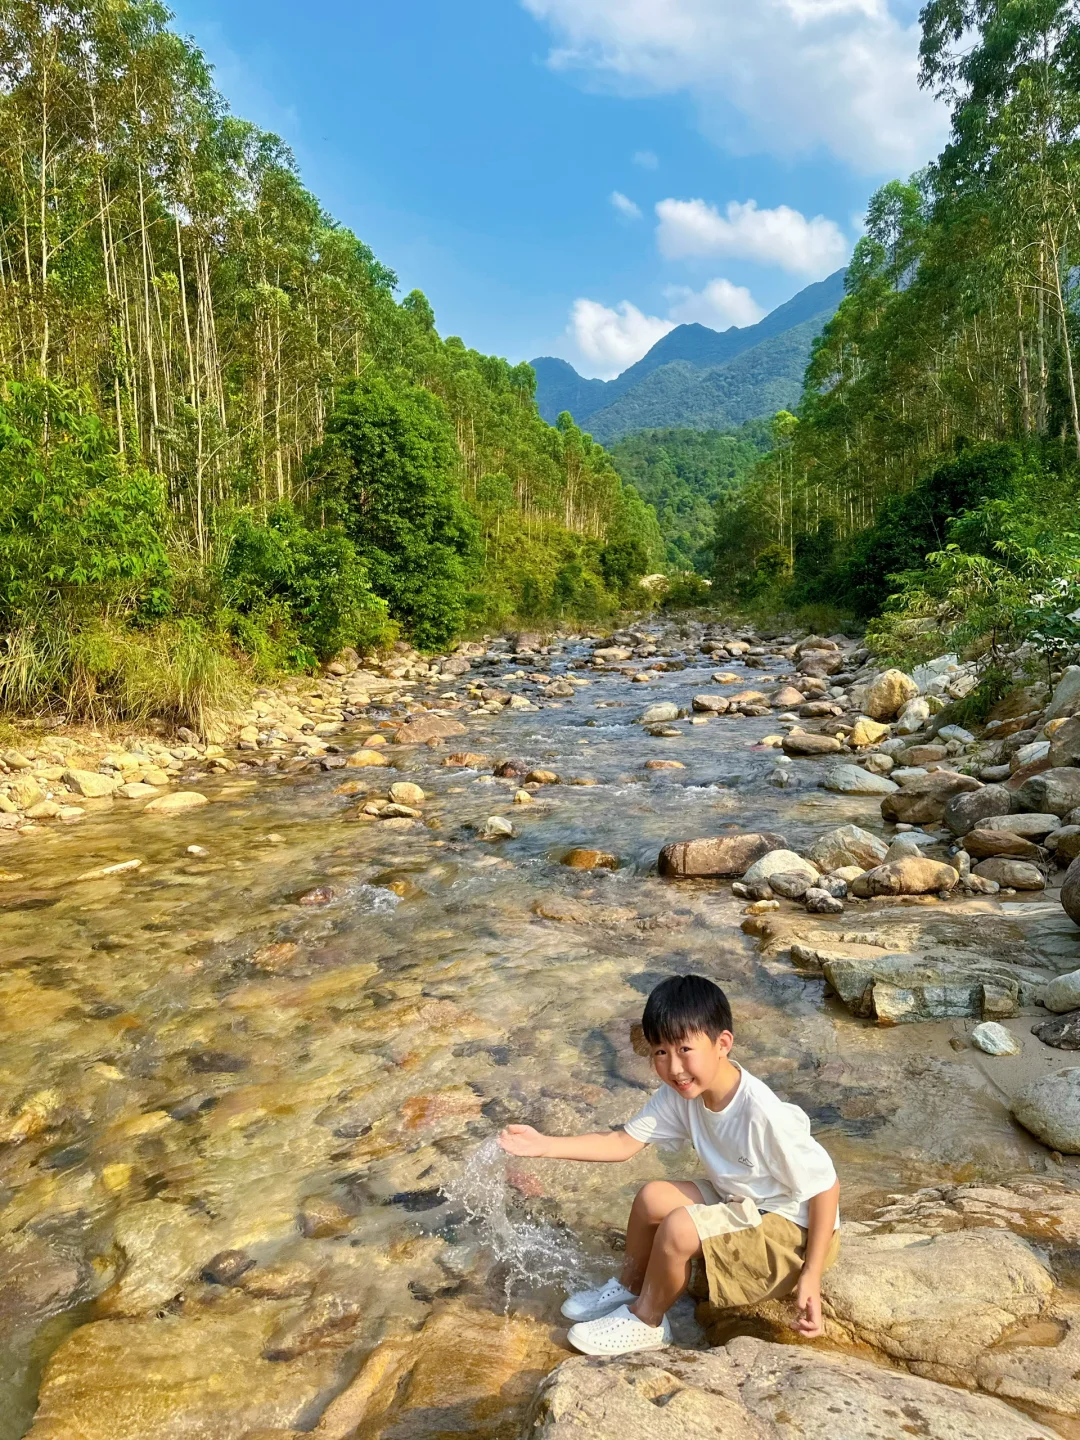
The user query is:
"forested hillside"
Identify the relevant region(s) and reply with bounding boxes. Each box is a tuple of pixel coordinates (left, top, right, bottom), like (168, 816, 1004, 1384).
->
(608, 423, 771, 573)
(715, 0, 1080, 686)
(0, 0, 661, 723)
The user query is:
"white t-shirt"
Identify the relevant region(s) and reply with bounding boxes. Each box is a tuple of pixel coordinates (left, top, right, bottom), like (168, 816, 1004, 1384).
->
(624, 1065, 839, 1229)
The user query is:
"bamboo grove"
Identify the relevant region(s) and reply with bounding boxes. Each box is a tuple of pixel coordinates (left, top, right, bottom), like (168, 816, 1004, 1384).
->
(715, 0, 1080, 625)
(0, 0, 661, 721)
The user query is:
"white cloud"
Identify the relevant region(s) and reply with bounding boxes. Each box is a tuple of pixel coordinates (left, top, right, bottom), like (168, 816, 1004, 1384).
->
(520, 0, 947, 175)
(610, 190, 642, 220)
(656, 198, 850, 278)
(568, 298, 674, 378)
(633, 149, 659, 169)
(665, 278, 765, 329)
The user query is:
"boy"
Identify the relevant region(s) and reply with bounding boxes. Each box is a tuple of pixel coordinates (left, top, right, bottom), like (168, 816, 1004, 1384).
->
(498, 974, 839, 1357)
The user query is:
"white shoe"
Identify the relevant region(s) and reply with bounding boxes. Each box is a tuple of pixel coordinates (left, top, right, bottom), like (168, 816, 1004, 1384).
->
(566, 1304, 672, 1357)
(561, 1277, 636, 1323)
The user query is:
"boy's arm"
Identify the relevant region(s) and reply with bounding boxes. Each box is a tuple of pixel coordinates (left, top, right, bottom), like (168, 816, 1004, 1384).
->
(498, 1124, 645, 1162)
(792, 1178, 840, 1338)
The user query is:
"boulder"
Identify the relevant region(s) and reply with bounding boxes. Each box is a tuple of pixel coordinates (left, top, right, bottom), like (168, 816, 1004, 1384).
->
(964, 829, 1045, 862)
(944, 784, 1015, 836)
(808, 825, 888, 872)
(822, 764, 898, 795)
(972, 858, 1045, 890)
(393, 714, 467, 745)
(526, 1338, 1058, 1440)
(658, 833, 788, 879)
(902, 743, 949, 767)
(881, 771, 982, 825)
(851, 857, 958, 897)
(767, 871, 815, 900)
(388, 782, 425, 806)
(781, 732, 843, 758)
(743, 850, 819, 887)
(691, 694, 729, 714)
(896, 696, 932, 733)
(1032, 1011, 1080, 1048)
(64, 768, 119, 798)
(1047, 666, 1080, 721)
(821, 1227, 1053, 1386)
(865, 668, 920, 721)
(142, 791, 208, 815)
(1049, 825, 1080, 861)
(479, 816, 513, 840)
(849, 717, 891, 747)
(979, 813, 1059, 838)
(821, 951, 1020, 1023)
(640, 703, 679, 724)
(771, 685, 805, 708)
(798, 650, 844, 677)
(1043, 969, 1080, 1013)
(1011, 1067, 1080, 1152)
(1065, 856, 1080, 926)
(1048, 716, 1080, 767)
(971, 1022, 1022, 1055)
(1013, 767, 1080, 818)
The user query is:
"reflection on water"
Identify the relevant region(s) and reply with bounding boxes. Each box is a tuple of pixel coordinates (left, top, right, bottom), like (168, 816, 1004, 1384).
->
(0, 631, 1066, 1437)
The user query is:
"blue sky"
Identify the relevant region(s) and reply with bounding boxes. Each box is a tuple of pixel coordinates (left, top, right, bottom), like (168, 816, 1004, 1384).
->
(169, 0, 947, 379)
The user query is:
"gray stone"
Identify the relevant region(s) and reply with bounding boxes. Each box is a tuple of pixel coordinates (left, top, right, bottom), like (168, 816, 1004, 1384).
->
(64, 769, 119, 799)
(1065, 856, 1080, 926)
(896, 696, 931, 733)
(808, 824, 888, 871)
(972, 858, 1045, 890)
(822, 953, 1019, 1024)
(1044, 968, 1080, 1013)
(1047, 666, 1080, 720)
(979, 813, 1059, 838)
(822, 764, 898, 795)
(742, 850, 819, 886)
(805, 887, 845, 914)
(1049, 825, 1080, 861)
(1033, 1011, 1080, 1048)
(971, 1022, 1022, 1056)
(767, 871, 814, 900)
(943, 784, 1015, 837)
(1048, 716, 1080, 767)
(1011, 1067, 1080, 1152)
(881, 771, 982, 825)
(691, 695, 729, 714)
(1014, 768, 1080, 818)
(640, 703, 679, 724)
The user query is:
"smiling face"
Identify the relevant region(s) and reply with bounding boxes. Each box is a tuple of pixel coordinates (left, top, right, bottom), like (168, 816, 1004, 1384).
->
(650, 1028, 735, 1100)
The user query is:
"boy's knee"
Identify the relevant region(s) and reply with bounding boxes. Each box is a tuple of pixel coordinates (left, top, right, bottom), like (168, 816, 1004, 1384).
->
(633, 1181, 672, 1221)
(658, 1207, 700, 1255)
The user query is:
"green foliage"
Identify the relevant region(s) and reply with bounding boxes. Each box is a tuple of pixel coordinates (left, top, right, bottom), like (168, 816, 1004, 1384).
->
(660, 572, 715, 610)
(322, 375, 478, 649)
(608, 423, 771, 572)
(0, 378, 168, 621)
(222, 503, 393, 672)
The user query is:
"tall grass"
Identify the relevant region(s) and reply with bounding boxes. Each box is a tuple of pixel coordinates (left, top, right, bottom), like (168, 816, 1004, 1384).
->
(0, 615, 247, 735)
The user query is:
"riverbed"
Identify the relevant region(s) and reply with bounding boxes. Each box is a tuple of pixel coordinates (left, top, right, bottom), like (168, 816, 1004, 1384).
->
(1, 626, 1076, 1439)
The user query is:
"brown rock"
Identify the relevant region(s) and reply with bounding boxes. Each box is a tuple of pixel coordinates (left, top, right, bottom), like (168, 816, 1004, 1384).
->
(782, 732, 843, 757)
(881, 771, 982, 825)
(972, 858, 1045, 890)
(443, 752, 489, 768)
(964, 830, 1044, 861)
(851, 857, 959, 897)
(865, 668, 920, 720)
(526, 769, 560, 785)
(1049, 716, 1080, 768)
(771, 686, 805, 708)
(393, 714, 467, 745)
(658, 832, 788, 879)
(726, 690, 770, 707)
(644, 759, 685, 770)
(692, 694, 730, 713)
(903, 743, 949, 766)
(1062, 856, 1080, 926)
(345, 749, 391, 768)
(297, 1193, 356, 1239)
(561, 848, 618, 870)
(1033, 1011, 1080, 1048)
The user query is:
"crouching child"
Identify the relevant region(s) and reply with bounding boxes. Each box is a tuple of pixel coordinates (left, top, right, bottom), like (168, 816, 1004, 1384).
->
(498, 974, 840, 1356)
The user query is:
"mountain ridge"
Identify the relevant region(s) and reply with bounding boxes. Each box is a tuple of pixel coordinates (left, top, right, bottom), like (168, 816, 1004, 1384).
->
(531, 268, 846, 441)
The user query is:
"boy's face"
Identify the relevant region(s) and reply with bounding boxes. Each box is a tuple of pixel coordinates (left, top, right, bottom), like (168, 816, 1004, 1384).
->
(650, 1028, 734, 1099)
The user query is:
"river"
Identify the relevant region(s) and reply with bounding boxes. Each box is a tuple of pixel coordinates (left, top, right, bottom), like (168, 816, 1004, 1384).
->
(0, 623, 1068, 1439)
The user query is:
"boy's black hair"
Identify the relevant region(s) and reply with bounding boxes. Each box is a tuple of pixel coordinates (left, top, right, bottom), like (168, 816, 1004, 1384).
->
(641, 974, 734, 1046)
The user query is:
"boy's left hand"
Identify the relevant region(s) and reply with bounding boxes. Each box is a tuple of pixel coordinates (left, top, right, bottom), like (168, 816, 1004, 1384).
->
(791, 1271, 824, 1338)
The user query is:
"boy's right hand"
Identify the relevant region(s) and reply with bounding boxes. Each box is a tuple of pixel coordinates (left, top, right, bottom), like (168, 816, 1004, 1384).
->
(497, 1124, 550, 1157)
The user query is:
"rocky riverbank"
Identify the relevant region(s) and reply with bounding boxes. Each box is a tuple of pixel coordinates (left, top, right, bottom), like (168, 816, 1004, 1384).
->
(3, 617, 1080, 1440)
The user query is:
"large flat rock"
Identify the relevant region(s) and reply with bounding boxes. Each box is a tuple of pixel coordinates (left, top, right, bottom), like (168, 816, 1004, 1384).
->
(525, 1338, 1058, 1439)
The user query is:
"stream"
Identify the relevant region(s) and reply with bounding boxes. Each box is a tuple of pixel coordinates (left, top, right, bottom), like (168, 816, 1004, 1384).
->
(0, 625, 1070, 1439)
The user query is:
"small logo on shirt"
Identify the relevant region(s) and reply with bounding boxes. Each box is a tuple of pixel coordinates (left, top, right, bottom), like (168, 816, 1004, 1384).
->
(738, 1155, 752, 1167)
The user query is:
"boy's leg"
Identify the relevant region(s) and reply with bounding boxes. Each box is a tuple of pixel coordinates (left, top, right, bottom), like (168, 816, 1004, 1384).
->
(620, 1180, 704, 1296)
(629, 1205, 703, 1328)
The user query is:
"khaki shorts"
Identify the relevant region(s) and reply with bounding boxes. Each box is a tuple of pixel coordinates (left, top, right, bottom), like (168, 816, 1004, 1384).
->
(687, 1184, 840, 1310)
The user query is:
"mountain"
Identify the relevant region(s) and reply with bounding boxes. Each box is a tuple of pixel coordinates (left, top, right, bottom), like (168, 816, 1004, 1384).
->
(531, 269, 846, 442)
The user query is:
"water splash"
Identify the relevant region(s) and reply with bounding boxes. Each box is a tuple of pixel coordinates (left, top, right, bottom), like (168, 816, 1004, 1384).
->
(444, 1138, 591, 1294)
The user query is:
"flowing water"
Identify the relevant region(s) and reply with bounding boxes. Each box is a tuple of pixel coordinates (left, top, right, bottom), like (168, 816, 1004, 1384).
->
(0, 629, 1074, 1438)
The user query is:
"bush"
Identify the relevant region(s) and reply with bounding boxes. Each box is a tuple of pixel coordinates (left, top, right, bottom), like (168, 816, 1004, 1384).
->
(661, 572, 714, 609)
(221, 504, 392, 671)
